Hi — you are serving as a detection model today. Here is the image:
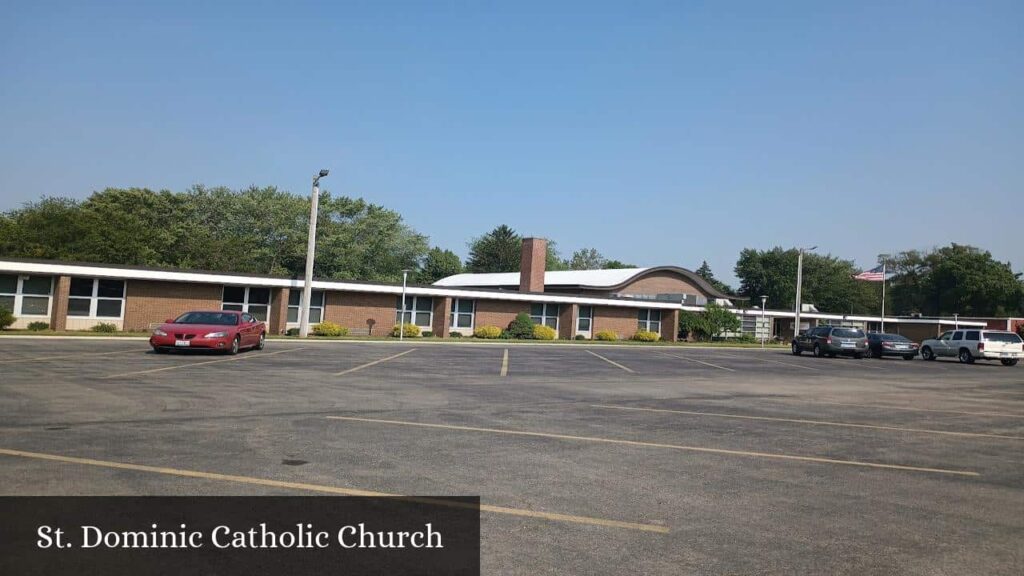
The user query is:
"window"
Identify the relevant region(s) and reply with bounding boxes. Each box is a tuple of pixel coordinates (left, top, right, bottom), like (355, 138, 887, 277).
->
(221, 286, 272, 321)
(965, 331, 980, 341)
(530, 303, 559, 329)
(637, 309, 661, 333)
(288, 290, 325, 324)
(952, 331, 963, 341)
(577, 306, 593, 333)
(396, 296, 433, 327)
(0, 274, 50, 315)
(449, 299, 475, 329)
(833, 328, 865, 338)
(985, 332, 1023, 344)
(68, 278, 125, 318)
(0, 274, 16, 313)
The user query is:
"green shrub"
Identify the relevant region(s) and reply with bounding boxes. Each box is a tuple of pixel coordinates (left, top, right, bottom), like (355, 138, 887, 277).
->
(27, 321, 50, 331)
(0, 307, 15, 330)
(594, 330, 618, 341)
(574, 334, 587, 340)
(391, 323, 421, 338)
(532, 324, 557, 340)
(631, 330, 660, 342)
(422, 331, 434, 338)
(679, 303, 741, 341)
(90, 322, 118, 333)
(506, 312, 535, 339)
(312, 321, 348, 337)
(474, 325, 502, 339)
(449, 331, 464, 338)
(730, 333, 757, 344)
(499, 329, 512, 339)
(285, 327, 300, 336)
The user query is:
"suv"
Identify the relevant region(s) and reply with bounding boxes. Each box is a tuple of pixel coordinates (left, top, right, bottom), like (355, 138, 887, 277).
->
(920, 330, 1023, 366)
(792, 326, 869, 359)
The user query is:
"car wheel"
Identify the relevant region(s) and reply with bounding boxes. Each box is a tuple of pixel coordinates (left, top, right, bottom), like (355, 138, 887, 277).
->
(921, 347, 935, 361)
(791, 342, 801, 356)
(256, 332, 266, 350)
(1001, 359, 1019, 366)
(153, 347, 168, 354)
(813, 344, 823, 358)
(228, 336, 240, 355)
(958, 348, 974, 364)
(902, 355, 915, 361)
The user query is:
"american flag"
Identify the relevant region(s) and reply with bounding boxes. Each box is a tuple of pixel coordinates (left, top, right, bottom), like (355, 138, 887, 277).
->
(854, 264, 886, 282)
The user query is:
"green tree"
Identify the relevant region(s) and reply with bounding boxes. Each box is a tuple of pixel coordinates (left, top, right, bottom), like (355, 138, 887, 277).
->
(888, 244, 1022, 316)
(602, 259, 636, 269)
(735, 247, 875, 314)
(466, 225, 522, 272)
(568, 248, 607, 270)
(418, 247, 463, 284)
(695, 260, 734, 295)
(678, 302, 741, 341)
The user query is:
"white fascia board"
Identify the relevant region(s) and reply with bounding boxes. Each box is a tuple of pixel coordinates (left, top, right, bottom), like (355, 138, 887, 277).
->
(0, 260, 294, 288)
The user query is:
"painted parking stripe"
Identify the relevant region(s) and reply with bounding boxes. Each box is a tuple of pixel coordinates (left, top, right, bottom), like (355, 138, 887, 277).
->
(500, 349, 509, 377)
(324, 416, 979, 477)
(585, 350, 635, 373)
(102, 347, 303, 379)
(658, 352, 736, 372)
(334, 349, 417, 376)
(799, 400, 1024, 420)
(0, 348, 150, 364)
(590, 405, 1024, 441)
(0, 447, 668, 534)
(709, 351, 822, 372)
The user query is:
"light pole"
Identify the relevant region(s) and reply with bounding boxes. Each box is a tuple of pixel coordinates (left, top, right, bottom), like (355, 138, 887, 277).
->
(760, 295, 768, 349)
(954, 313, 959, 329)
(793, 246, 816, 339)
(878, 253, 890, 333)
(399, 269, 410, 341)
(298, 169, 329, 338)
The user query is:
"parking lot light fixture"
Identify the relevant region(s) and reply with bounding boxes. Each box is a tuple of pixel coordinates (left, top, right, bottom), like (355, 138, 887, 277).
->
(793, 246, 816, 339)
(299, 169, 329, 338)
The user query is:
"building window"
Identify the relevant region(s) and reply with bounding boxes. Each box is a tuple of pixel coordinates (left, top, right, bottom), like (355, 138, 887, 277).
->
(396, 296, 433, 327)
(222, 286, 272, 321)
(287, 290, 324, 324)
(638, 309, 661, 333)
(0, 274, 53, 316)
(577, 306, 593, 333)
(531, 303, 559, 329)
(449, 299, 475, 330)
(67, 278, 125, 318)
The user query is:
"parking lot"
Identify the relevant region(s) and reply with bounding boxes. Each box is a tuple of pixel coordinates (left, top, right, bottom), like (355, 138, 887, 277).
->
(1, 338, 1022, 575)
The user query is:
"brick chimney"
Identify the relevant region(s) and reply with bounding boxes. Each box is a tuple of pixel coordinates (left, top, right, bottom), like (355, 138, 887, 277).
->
(519, 237, 546, 293)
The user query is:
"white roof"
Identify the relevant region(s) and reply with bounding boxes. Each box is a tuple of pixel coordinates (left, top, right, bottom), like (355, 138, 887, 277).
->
(434, 268, 651, 288)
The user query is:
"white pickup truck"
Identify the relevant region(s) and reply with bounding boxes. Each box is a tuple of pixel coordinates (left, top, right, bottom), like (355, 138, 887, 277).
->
(920, 329, 1023, 366)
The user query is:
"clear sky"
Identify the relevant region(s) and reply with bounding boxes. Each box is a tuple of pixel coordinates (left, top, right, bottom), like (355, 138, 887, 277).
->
(2, 1, 1020, 285)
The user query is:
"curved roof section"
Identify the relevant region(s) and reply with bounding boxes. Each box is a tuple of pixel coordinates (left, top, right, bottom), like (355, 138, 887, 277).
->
(434, 266, 730, 299)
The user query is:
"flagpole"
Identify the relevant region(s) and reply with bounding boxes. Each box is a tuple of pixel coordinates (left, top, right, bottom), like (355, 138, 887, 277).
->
(880, 259, 886, 333)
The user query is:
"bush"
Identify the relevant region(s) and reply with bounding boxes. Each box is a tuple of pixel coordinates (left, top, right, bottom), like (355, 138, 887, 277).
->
(631, 330, 660, 342)
(27, 321, 50, 331)
(532, 324, 557, 340)
(474, 325, 502, 339)
(312, 321, 348, 337)
(730, 333, 757, 344)
(91, 322, 118, 333)
(1017, 323, 1024, 340)
(449, 331, 464, 338)
(506, 312, 535, 339)
(594, 330, 618, 341)
(574, 334, 587, 340)
(391, 323, 421, 338)
(422, 331, 434, 338)
(679, 303, 741, 341)
(285, 327, 300, 336)
(0, 307, 15, 330)
(499, 329, 512, 339)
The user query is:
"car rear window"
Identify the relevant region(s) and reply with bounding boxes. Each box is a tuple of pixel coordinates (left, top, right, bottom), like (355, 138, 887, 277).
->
(833, 328, 864, 338)
(881, 334, 910, 342)
(984, 332, 1023, 343)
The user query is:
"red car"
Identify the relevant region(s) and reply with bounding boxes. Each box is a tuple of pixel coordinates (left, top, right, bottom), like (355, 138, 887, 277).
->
(150, 310, 266, 354)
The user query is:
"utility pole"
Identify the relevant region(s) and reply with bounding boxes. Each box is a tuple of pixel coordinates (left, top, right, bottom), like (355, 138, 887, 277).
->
(399, 269, 410, 341)
(299, 169, 329, 338)
(793, 246, 816, 338)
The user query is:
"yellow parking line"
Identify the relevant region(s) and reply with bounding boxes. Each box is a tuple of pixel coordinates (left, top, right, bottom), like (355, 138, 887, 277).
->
(0, 348, 150, 364)
(590, 404, 1024, 441)
(585, 350, 635, 373)
(500, 349, 509, 377)
(0, 447, 668, 534)
(102, 348, 303, 379)
(334, 349, 417, 376)
(324, 416, 979, 477)
(659, 352, 736, 372)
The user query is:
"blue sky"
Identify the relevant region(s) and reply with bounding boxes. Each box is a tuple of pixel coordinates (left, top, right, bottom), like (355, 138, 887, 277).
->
(1, 1, 1020, 285)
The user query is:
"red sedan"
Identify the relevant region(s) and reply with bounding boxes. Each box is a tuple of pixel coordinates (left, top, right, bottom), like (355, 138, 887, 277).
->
(150, 310, 266, 354)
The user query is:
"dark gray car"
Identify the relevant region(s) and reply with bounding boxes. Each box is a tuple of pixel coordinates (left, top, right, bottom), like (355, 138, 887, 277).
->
(791, 326, 869, 358)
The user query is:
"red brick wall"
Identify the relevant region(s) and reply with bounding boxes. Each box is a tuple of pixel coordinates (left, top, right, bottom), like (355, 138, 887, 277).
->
(558, 303, 576, 339)
(661, 309, 679, 342)
(520, 238, 546, 293)
(614, 270, 704, 297)
(475, 300, 530, 332)
(123, 280, 222, 331)
(269, 287, 289, 334)
(592, 306, 639, 340)
(432, 297, 451, 337)
(50, 276, 70, 331)
(324, 291, 395, 336)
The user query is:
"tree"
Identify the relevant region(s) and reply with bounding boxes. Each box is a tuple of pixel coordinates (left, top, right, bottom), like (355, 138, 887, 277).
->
(734, 247, 876, 314)
(602, 259, 636, 269)
(569, 248, 607, 270)
(466, 225, 521, 272)
(678, 302, 741, 341)
(695, 260, 734, 295)
(418, 248, 463, 284)
(888, 244, 1022, 316)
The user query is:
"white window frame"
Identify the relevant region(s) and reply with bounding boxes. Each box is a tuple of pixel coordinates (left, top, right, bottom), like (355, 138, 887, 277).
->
(396, 296, 434, 328)
(221, 286, 273, 322)
(68, 277, 126, 319)
(637, 309, 661, 333)
(0, 274, 54, 318)
(530, 303, 559, 330)
(576, 305, 593, 335)
(449, 298, 475, 331)
(287, 290, 325, 325)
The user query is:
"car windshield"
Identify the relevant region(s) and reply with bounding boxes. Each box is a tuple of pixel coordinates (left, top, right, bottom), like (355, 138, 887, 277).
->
(881, 334, 910, 342)
(173, 312, 239, 325)
(833, 328, 864, 338)
(985, 332, 1023, 343)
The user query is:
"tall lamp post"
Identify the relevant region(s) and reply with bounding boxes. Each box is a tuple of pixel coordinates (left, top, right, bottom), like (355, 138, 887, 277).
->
(793, 246, 816, 339)
(760, 295, 768, 349)
(878, 253, 890, 333)
(298, 169, 329, 338)
(399, 269, 410, 341)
